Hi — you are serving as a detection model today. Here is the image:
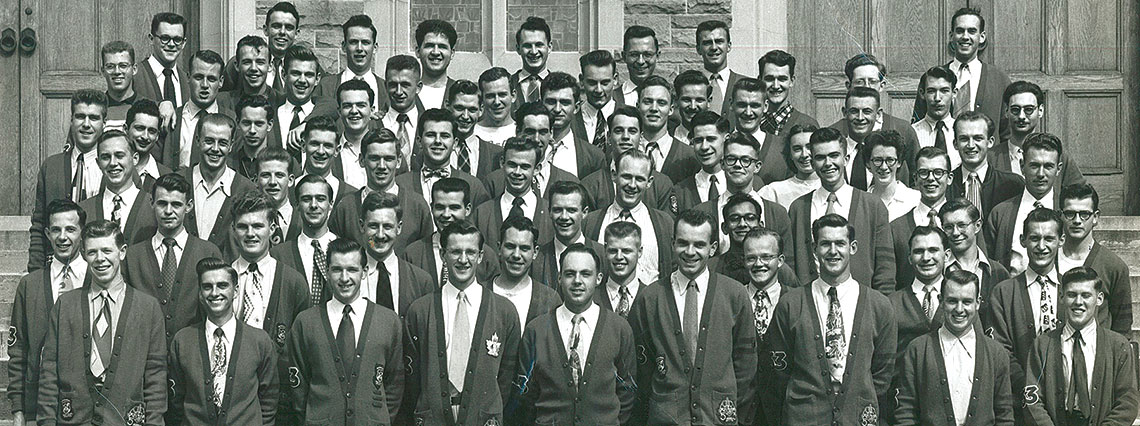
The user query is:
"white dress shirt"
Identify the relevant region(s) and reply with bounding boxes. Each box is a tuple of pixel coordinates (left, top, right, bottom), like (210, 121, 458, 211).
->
(420, 83, 447, 110)
(598, 202, 660, 284)
(233, 255, 278, 328)
(361, 254, 402, 311)
(749, 280, 783, 313)
(811, 277, 860, 383)
(500, 191, 538, 220)
(949, 248, 993, 281)
(101, 185, 140, 232)
(949, 57, 982, 110)
(297, 231, 336, 281)
(912, 198, 947, 228)
(810, 184, 855, 224)
(703, 67, 733, 103)
(758, 175, 821, 211)
(339, 69, 382, 112)
(1026, 266, 1061, 333)
(550, 131, 579, 177)
(645, 133, 675, 173)
(493, 276, 535, 330)
(338, 135, 368, 189)
(1006, 143, 1024, 177)
(912, 115, 962, 169)
(606, 277, 643, 309)
(556, 303, 600, 361)
(193, 166, 237, 237)
(938, 326, 976, 426)
(1061, 321, 1098, 397)
(442, 282, 483, 348)
(1011, 188, 1055, 272)
(581, 100, 617, 144)
(277, 100, 316, 146)
(179, 101, 219, 167)
(621, 80, 639, 106)
(749, 127, 768, 154)
(672, 268, 710, 327)
(451, 134, 482, 173)
(148, 56, 183, 106)
(152, 228, 188, 267)
(205, 316, 237, 402)
(327, 295, 369, 343)
(71, 148, 102, 200)
(871, 181, 921, 222)
(694, 169, 728, 204)
(912, 277, 942, 312)
(50, 255, 87, 301)
(137, 157, 162, 183)
(275, 202, 294, 238)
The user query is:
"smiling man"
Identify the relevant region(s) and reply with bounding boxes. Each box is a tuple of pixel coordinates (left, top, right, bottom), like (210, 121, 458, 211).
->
(672, 70, 711, 145)
(314, 15, 390, 114)
(939, 198, 1010, 329)
(835, 53, 922, 178)
(472, 138, 552, 249)
(992, 81, 1085, 193)
(397, 108, 491, 207)
(595, 221, 644, 316)
(381, 55, 426, 168)
(620, 26, 659, 105)
(491, 216, 561, 329)
(984, 133, 1063, 273)
(217, 36, 277, 113)
(696, 20, 743, 115)
(327, 79, 375, 190)
(134, 13, 190, 111)
(415, 19, 458, 110)
(270, 174, 337, 306)
(911, 66, 963, 170)
(705, 194, 796, 286)
(276, 45, 326, 165)
(297, 115, 352, 203)
(180, 113, 258, 255)
(221, 2, 309, 95)
(445, 80, 503, 177)
(672, 111, 731, 212)
(531, 181, 606, 288)
(511, 17, 553, 105)
(947, 111, 1023, 223)
(162, 50, 234, 171)
(638, 76, 701, 184)
(474, 67, 518, 145)
(891, 146, 951, 288)
(79, 130, 158, 246)
(576, 50, 623, 148)
(541, 72, 607, 178)
(580, 106, 675, 211)
(887, 226, 952, 395)
(100, 41, 139, 129)
(403, 178, 500, 286)
(742, 227, 794, 425)
(356, 192, 434, 320)
(125, 99, 172, 194)
(1056, 183, 1131, 335)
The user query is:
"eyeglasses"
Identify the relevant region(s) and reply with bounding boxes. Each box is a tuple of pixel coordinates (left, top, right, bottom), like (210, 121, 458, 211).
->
(1061, 209, 1095, 221)
(722, 155, 758, 168)
(726, 213, 760, 224)
(623, 52, 657, 61)
(869, 157, 897, 167)
(916, 168, 949, 179)
(1008, 105, 1038, 116)
(744, 254, 780, 264)
(102, 62, 133, 72)
(153, 34, 186, 46)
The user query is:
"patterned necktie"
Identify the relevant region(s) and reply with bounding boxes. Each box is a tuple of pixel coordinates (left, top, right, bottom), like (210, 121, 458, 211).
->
(825, 286, 846, 382)
(1038, 276, 1056, 334)
(1034, 200, 1045, 210)
(508, 196, 525, 219)
(337, 304, 356, 358)
(617, 285, 632, 317)
(592, 109, 607, 148)
(646, 141, 661, 168)
(934, 120, 948, 151)
(547, 141, 564, 170)
(311, 240, 326, 306)
(618, 208, 633, 222)
(162, 68, 177, 104)
(707, 174, 720, 202)
(288, 106, 304, 164)
(449, 291, 471, 392)
(396, 113, 411, 164)
(161, 237, 178, 301)
(954, 63, 973, 115)
(966, 172, 982, 213)
(211, 328, 227, 409)
(569, 314, 585, 390)
(922, 284, 935, 321)
(73, 153, 87, 201)
(709, 74, 724, 114)
(92, 290, 112, 377)
(683, 280, 699, 362)
(754, 289, 771, 336)
(1067, 329, 1091, 414)
(524, 74, 540, 103)
(375, 261, 395, 311)
(111, 195, 124, 225)
(270, 212, 285, 245)
(927, 208, 939, 227)
(61, 264, 74, 292)
(825, 192, 839, 216)
(456, 138, 471, 173)
(241, 262, 262, 324)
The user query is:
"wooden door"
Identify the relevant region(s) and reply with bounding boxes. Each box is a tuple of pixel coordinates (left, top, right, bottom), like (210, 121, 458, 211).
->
(16, 0, 194, 214)
(0, 3, 20, 214)
(788, 0, 1139, 214)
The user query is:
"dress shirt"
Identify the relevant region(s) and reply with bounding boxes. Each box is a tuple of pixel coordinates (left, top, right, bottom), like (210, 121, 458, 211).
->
(500, 191, 538, 220)
(533, 160, 553, 193)
(71, 148, 102, 200)
(338, 135, 368, 189)
(276, 100, 316, 146)
(556, 303, 600, 361)
(1061, 321, 1097, 397)
(1006, 143, 1024, 177)
(339, 69, 382, 111)
(419, 168, 449, 206)
(599, 202, 660, 284)
(148, 56, 183, 106)
(810, 184, 855, 223)
(137, 157, 162, 182)
(1011, 189, 1055, 272)
(702, 68, 733, 101)
(473, 124, 514, 146)
(645, 133, 675, 173)
(694, 169, 728, 204)
(758, 175, 822, 211)
(554, 235, 587, 266)
(361, 254, 402, 311)
(749, 127, 768, 153)
(581, 100, 617, 144)
(233, 255, 278, 328)
(517, 69, 550, 103)
(938, 326, 976, 426)
(442, 282, 484, 348)
(912, 277, 943, 310)
(749, 280, 783, 313)
(297, 231, 336, 280)
(275, 202, 293, 236)
(431, 233, 444, 282)
(327, 295, 369, 343)
(192, 166, 236, 237)
(811, 277, 860, 382)
(606, 276, 643, 309)
(152, 228, 189, 266)
(550, 131, 579, 177)
(101, 185, 140, 232)
(621, 80, 639, 106)
(205, 316, 238, 402)
(912, 116, 962, 169)
(493, 276, 535, 330)
(870, 181, 921, 222)
(912, 199, 947, 228)
(420, 83, 447, 110)
(949, 57, 982, 111)
(949, 248, 992, 280)
(50, 255, 87, 301)
(451, 134, 482, 173)
(1025, 266, 1061, 333)
(845, 137, 875, 186)
(961, 161, 990, 189)
(88, 278, 127, 370)
(382, 104, 421, 159)
(180, 101, 220, 167)
(672, 268, 710, 328)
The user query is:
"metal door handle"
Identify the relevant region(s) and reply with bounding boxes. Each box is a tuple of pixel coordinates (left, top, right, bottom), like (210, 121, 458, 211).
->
(19, 28, 35, 54)
(0, 28, 15, 56)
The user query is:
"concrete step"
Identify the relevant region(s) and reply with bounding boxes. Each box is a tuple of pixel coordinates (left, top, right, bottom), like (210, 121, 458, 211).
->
(0, 217, 28, 255)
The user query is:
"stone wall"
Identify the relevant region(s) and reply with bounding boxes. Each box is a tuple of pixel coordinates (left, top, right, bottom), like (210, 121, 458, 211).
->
(623, 0, 733, 79)
(255, 0, 365, 73)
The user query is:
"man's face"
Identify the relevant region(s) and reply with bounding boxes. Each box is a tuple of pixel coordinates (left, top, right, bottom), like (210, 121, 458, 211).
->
(953, 119, 993, 168)
(83, 235, 126, 285)
(449, 93, 482, 136)
(1063, 279, 1103, 330)
(760, 63, 794, 106)
(1061, 197, 1098, 242)
(1022, 147, 1061, 199)
(71, 103, 106, 152)
(150, 22, 185, 65)
(691, 124, 725, 170)
(101, 51, 136, 93)
(233, 211, 271, 259)
(941, 209, 980, 254)
(502, 149, 538, 196)
(950, 14, 985, 61)
(921, 76, 955, 120)
(236, 45, 270, 89)
(677, 84, 710, 125)
(909, 233, 949, 282)
(265, 11, 299, 54)
(813, 225, 856, 280)
(304, 129, 339, 174)
(550, 192, 586, 242)
(732, 90, 765, 133)
(722, 201, 761, 246)
(327, 251, 363, 304)
(608, 114, 642, 156)
(127, 113, 162, 155)
(1021, 220, 1062, 272)
(941, 281, 978, 336)
(848, 64, 885, 92)
(297, 182, 332, 229)
(559, 252, 599, 311)
(788, 132, 814, 176)
(543, 87, 578, 131)
(152, 187, 191, 234)
(723, 143, 759, 189)
(868, 145, 899, 187)
(189, 58, 224, 108)
(605, 234, 642, 283)
(238, 107, 272, 151)
(623, 36, 658, 83)
(843, 95, 880, 138)
(339, 89, 373, 134)
(421, 120, 456, 167)
(361, 207, 401, 259)
(581, 64, 615, 110)
(199, 270, 236, 319)
(516, 30, 550, 73)
(444, 233, 483, 285)
(697, 28, 731, 71)
(519, 114, 553, 148)
(431, 190, 469, 229)
(257, 159, 292, 205)
(361, 141, 400, 189)
(637, 86, 673, 133)
(499, 227, 536, 279)
(47, 211, 83, 261)
(915, 155, 951, 205)
(809, 139, 846, 188)
(1007, 93, 1043, 136)
(284, 60, 319, 104)
(385, 68, 422, 113)
(96, 136, 138, 190)
(615, 156, 653, 208)
(674, 221, 717, 276)
(344, 26, 376, 73)
(417, 32, 453, 76)
(744, 235, 783, 287)
(199, 122, 234, 171)
(480, 78, 514, 123)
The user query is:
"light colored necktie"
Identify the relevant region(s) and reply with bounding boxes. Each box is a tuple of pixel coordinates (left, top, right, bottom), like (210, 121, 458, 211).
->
(954, 63, 973, 114)
(449, 291, 471, 392)
(825, 192, 839, 216)
(683, 280, 699, 362)
(92, 291, 112, 378)
(1038, 276, 1056, 334)
(211, 328, 227, 409)
(709, 73, 724, 113)
(922, 285, 936, 321)
(825, 286, 846, 383)
(569, 314, 584, 390)
(966, 172, 982, 214)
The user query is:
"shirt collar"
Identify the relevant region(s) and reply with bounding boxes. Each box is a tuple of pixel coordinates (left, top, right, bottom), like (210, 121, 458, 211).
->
(671, 268, 710, 296)
(519, 68, 549, 82)
(183, 99, 219, 118)
(235, 254, 273, 275)
(922, 114, 954, 129)
(911, 277, 943, 297)
(554, 235, 586, 258)
(206, 315, 238, 341)
(329, 293, 368, 317)
(607, 276, 639, 295)
(1025, 265, 1060, 287)
(581, 99, 615, 119)
(104, 182, 139, 201)
(938, 325, 977, 355)
(151, 228, 189, 251)
(950, 57, 982, 76)
(1021, 187, 1055, 207)
(812, 184, 854, 208)
(1062, 320, 1097, 342)
(193, 165, 237, 196)
(89, 277, 127, 302)
(556, 302, 600, 328)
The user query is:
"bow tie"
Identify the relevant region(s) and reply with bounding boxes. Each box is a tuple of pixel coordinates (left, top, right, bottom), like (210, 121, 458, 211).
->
(423, 168, 451, 179)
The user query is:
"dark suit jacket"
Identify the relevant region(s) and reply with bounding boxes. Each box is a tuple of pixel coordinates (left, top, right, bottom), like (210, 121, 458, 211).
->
(37, 286, 168, 425)
(989, 140, 1085, 195)
(530, 238, 606, 289)
(394, 167, 492, 209)
(124, 234, 223, 344)
(658, 137, 702, 185)
(509, 70, 544, 107)
(167, 321, 279, 426)
(894, 330, 1014, 426)
(749, 109, 819, 185)
(178, 167, 259, 261)
(8, 269, 66, 417)
(483, 166, 578, 199)
(159, 104, 237, 170)
(78, 190, 159, 246)
(986, 273, 1056, 410)
(1084, 241, 1133, 335)
(982, 194, 1039, 270)
(579, 166, 674, 212)
(949, 164, 1024, 230)
(890, 210, 919, 289)
(366, 257, 435, 321)
(138, 160, 174, 196)
(560, 122, 609, 178)
(29, 150, 80, 271)
(1023, 325, 1139, 426)
(716, 70, 747, 114)
(404, 237, 501, 287)
(912, 60, 1012, 140)
(828, 114, 918, 185)
(133, 56, 191, 107)
(788, 189, 896, 293)
(582, 206, 675, 283)
(472, 195, 554, 249)
(402, 286, 521, 426)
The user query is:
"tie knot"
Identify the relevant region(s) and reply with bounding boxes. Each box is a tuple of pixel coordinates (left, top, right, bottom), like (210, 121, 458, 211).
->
(1034, 201, 1045, 210)
(423, 167, 450, 179)
(620, 284, 632, 296)
(827, 192, 838, 203)
(935, 120, 945, 130)
(456, 290, 468, 303)
(214, 328, 225, 339)
(827, 286, 838, 297)
(709, 174, 718, 184)
(619, 208, 633, 220)
(968, 171, 979, 180)
(512, 197, 525, 207)
(646, 141, 659, 152)
(572, 314, 584, 325)
(99, 289, 110, 301)
(397, 113, 409, 124)
(687, 279, 698, 290)
(293, 105, 303, 114)
(1072, 328, 1083, 343)
(711, 73, 722, 82)
(311, 239, 323, 250)
(113, 195, 123, 204)
(342, 304, 353, 315)
(247, 262, 259, 274)
(162, 68, 174, 76)
(162, 237, 177, 248)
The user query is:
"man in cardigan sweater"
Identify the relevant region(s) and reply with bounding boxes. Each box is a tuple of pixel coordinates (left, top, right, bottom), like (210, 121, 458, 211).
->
(888, 226, 952, 388)
(513, 243, 637, 424)
(1057, 183, 1132, 335)
(939, 198, 1011, 330)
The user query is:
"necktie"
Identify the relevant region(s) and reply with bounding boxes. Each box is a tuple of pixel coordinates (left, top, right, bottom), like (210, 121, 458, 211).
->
(269, 212, 285, 245)
(162, 67, 177, 104)
(376, 261, 394, 311)
(617, 285, 632, 317)
(531, 175, 542, 198)
(965, 172, 983, 213)
(1067, 329, 1091, 415)
(73, 153, 87, 201)
(111, 195, 124, 225)
(524, 74, 540, 103)
(449, 291, 471, 392)
(311, 240, 327, 306)
(569, 314, 584, 390)
(440, 264, 450, 287)
(61, 264, 74, 292)
(211, 328, 227, 409)
(338, 304, 356, 359)
(423, 167, 450, 180)
(646, 141, 661, 168)
(289, 106, 304, 164)
(618, 208, 633, 222)
(592, 109, 608, 148)
(954, 63, 973, 115)
(683, 280, 699, 362)
(934, 120, 948, 151)
(161, 237, 178, 301)
(707, 174, 720, 202)
(92, 291, 112, 377)
(927, 208, 939, 227)
(709, 74, 724, 114)
(825, 286, 846, 383)
(850, 144, 868, 190)
(241, 263, 262, 324)
(396, 113, 411, 164)
(456, 138, 471, 173)
(754, 289, 771, 335)
(508, 196, 526, 219)
(547, 141, 564, 170)
(1038, 276, 1056, 334)
(825, 192, 839, 216)
(1034, 200, 1045, 211)
(922, 285, 935, 321)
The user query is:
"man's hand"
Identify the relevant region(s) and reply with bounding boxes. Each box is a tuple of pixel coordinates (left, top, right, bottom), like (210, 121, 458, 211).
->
(287, 123, 307, 151)
(159, 100, 177, 130)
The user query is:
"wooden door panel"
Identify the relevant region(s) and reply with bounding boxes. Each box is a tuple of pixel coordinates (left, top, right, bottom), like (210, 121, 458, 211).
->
(0, 3, 19, 214)
(1064, 0, 1119, 72)
(982, 0, 1044, 73)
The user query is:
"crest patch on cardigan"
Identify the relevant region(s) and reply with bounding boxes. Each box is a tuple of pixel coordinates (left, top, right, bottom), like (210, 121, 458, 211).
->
(60, 398, 74, 420)
(275, 323, 287, 346)
(126, 403, 146, 426)
(717, 397, 737, 423)
(656, 355, 666, 375)
(486, 333, 501, 357)
(6, 325, 16, 347)
(373, 364, 384, 389)
(860, 404, 877, 426)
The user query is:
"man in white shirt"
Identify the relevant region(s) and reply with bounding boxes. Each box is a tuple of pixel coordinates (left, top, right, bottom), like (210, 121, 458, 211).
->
(696, 20, 743, 115)
(585, 150, 672, 285)
(277, 45, 322, 162)
(673, 111, 730, 212)
(984, 133, 1063, 273)
(80, 130, 156, 244)
(357, 192, 434, 317)
(169, 50, 229, 170)
(838, 87, 883, 191)
(940, 199, 1010, 320)
(513, 17, 553, 105)
(620, 26, 659, 106)
(492, 216, 560, 329)
(891, 147, 951, 287)
(415, 19, 457, 110)
(270, 175, 336, 301)
(299, 115, 350, 202)
(889, 226, 951, 376)
(474, 67, 516, 145)
(577, 50, 620, 148)
(332, 79, 374, 189)
(381, 55, 425, 168)
(541, 72, 606, 178)
(229, 191, 310, 335)
(912, 66, 962, 169)
(473, 138, 547, 249)
(447, 80, 504, 177)
(599, 221, 644, 317)
(637, 76, 700, 184)
(136, 12, 188, 122)
(332, 15, 387, 113)
(745, 227, 793, 425)
(255, 148, 296, 245)
(185, 114, 257, 253)
(125, 100, 169, 192)
(673, 70, 712, 145)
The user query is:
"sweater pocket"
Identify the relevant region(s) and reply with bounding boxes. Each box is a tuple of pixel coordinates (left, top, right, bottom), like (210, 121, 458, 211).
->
(647, 390, 683, 424)
(707, 390, 739, 425)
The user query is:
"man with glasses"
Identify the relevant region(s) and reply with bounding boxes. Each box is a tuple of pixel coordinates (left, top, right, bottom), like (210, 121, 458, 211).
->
(1056, 183, 1131, 334)
(100, 41, 139, 129)
(135, 12, 190, 129)
(837, 54, 921, 180)
(619, 26, 659, 105)
(939, 198, 1010, 328)
(891, 147, 951, 289)
(992, 81, 1084, 193)
(707, 194, 797, 287)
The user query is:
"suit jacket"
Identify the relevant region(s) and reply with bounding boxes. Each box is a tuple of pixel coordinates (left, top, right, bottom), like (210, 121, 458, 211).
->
(582, 206, 675, 283)
(1023, 325, 1139, 426)
(285, 302, 404, 425)
(530, 238, 607, 289)
(7, 269, 67, 417)
(986, 273, 1057, 410)
(78, 190, 159, 246)
(402, 286, 521, 426)
(483, 166, 578, 199)
(890, 210, 919, 290)
(768, 284, 897, 426)
(394, 167, 492, 209)
(37, 286, 168, 425)
(989, 140, 1085, 194)
(167, 321, 279, 426)
(983, 194, 1041, 271)
(512, 308, 637, 425)
(404, 237, 501, 287)
(123, 234, 223, 344)
(523, 281, 561, 327)
(750, 109, 820, 185)
(178, 167, 259, 261)
(133, 55, 191, 107)
(628, 272, 757, 425)
(716, 70, 747, 114)
(949, 164, 1024, 231)
(327, 187, 433, 256)
(894, 330, 1014, 426)
(509, 70, 544, 107)
(579, 166, 674, 212)
(472, 194, 554, 249)
(913, 60, 1012, 141)
(788, 189, 896, 293)
(1084, 241, 1133, 335)
(29, 150, 81, 271)
(560, 123, 610, 178)
(159, 104, 237, 171)
(658, 138, 702, 185)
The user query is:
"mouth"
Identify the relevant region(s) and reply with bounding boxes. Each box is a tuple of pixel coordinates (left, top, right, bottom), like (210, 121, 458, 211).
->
(91, 262, 111, 273)
(106, 168, 124, 179)
(337, 281, 354, 292)
(204, 151, 224, 163)
(568, 287, 586, 298)
(352, 53, 367, 62)
(526, 54, 543, 64)
(621, 186, 640, 197)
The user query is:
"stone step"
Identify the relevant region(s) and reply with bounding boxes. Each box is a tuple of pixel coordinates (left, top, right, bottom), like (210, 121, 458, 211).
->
(0, 217, 28, 255)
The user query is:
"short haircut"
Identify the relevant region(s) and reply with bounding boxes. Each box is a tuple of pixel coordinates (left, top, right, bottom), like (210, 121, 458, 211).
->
(811, 213, 855, 243)
(499, 215, 537, 247)
(559, 242, 601, 271)
(47, 199, 87, 226)
(283, 44, 319, 72)
(514, 101, 552, 129)
(608, 105, 644, 130)
(909, 225, 950, 250)
(82, 219, 126, 247)
(744, 227, 784, 254)
(1023, 207, 1063, 235)
(440, 220, 483, 250)
(1060, 183, 1099, 211)
(953, 110, 995, 138)
(98, 129, 134, 153)
(256, 147, 293, 172)
(126, 99, 162, 127)
(623, 25, 659, 52)
(689, 111, 731, 134)
(845, 86, 880, 106)
(265, 2, 300, 26)
(386, 54, 421, 75)
(540, 72, 580, 101)
(418, 108, 457, 137)
(236, 94, 276, 120)
(615, 148, 655, 174)
(1022, 132, 1063, 157)
(343, 14, 377, 42)
(915, 146, 952, 171)
(190, 49, 226, 70)
(918, 65, 958, 92)
(862, 130, 904, 161)
(230, 190, 274, 221)
(674, 209, 717, 244)
(293, 173, 334, 200)
(547, 180, 591, 207)
(478, 67, 513, 93)
(732, 77, 764, 97)
(235, 34, 268, 56)
(757, 49, 796, 78)
(695, 19, 731, 44)
(446, 79, 480, 106)
(196, 257, 238, 287)
(942, 269, 980, 297)
(579, 50, 616, 73)
(326, 238, 367, 267)
(431, 177, 471, 206)
(950, 7, 986, 32)
(360, 128, 399, 153)
(416, 19, 458, 48)
(673, 70, 711, 98)
(150, 12, 186, 34)
(302, 114, 340, 142)
(72, 89, 109, 117)
(938, 197, 981, 223)
(808, 126, 844, 154)
(362, 192, 403, 221)
(782, 123, 818, 170)
(337, 78, 375, 105)
(844, 53, 887, 81)
(515, 16, 551, 46)
(725, 131, 761, 155)
(604, 220, 642, 242)
(721, 193, 762, 226)
(196, 113, 237, 143)
(636, 75, 673, 101)
(101, 41, 135, 64)
(1061, 266, 1106, 294)
(1003, 80, 1045, 105)
(502, 137, 542, 163)
(152, 173, 192, 199)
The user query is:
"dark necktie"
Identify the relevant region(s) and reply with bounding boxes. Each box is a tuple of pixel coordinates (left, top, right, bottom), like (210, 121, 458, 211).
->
(161, 237, 178, 301)
(111, 195, 124, 225)
(508, 196, 525, 219)
(825, 286, 846, 382)
(927, 208, 939, 227)
(1067, 329, 1091, 415)
(337, 304, 356, 358)
(569, 314, 584, 390)
(211, 328, 227, 409)
(311, 240, 327, 305)
(850, 143, 868, 190)
(376, 261, 394, 311)
(618, 208, 633, 222)
(92, 291, 112, 377)
(646, 141, 661, 166)
(73, 153, 87, 201)
(934, 120, 947, 151)
(289, 106, 304, 164)
(162, 67, 177, 104)
(456, 138, 471, 173)
(592, 109, 608, 148)
(707, 174, 720, 202)
(270, 212, 285, 245)
(617, 285, 632, 317)
(683, 280, 699, 362)
(1034, 200, 1046, 210)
